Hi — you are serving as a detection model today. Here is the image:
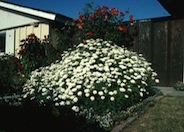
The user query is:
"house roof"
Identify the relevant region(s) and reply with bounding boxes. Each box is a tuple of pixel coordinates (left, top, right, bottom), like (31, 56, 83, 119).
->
(0, 1, 72, 23)
(158, 0, 184, 18)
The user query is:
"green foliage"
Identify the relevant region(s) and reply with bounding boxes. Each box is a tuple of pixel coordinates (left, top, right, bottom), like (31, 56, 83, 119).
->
(0, 54, 25, 96)
(55, 27, 75, 53)
(18, 34, 60, 75)
(22, 38, 159, 130)
(173, 81, 184, 91)
(0, 34, 60, 96)
(18, 34, 45, 74)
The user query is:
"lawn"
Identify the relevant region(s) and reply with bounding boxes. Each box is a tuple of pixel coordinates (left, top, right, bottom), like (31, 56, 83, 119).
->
(122, 96, 184, 132)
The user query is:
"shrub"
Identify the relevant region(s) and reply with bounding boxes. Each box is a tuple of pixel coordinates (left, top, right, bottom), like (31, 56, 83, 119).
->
(0, 34, 60, 96)
(56, 3, 137, 52)
(22, 39, 159, 130)
(18, 34, 60, 75)
(173, 81, 184, 91)
(0, 54, 25, 96)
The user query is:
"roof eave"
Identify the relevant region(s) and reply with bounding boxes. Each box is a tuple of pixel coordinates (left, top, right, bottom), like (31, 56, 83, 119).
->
(0, 1, 57, 21)
(158, 0, 184, 18)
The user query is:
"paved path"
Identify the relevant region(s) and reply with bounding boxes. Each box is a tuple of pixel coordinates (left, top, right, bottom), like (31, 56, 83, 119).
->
(154, 86, 184, 97)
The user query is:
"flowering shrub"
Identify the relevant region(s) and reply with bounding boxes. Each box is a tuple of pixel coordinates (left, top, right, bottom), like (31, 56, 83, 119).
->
(57, 3, 137, 51)
(22, 39, 159, 130)
(0, 54, 25, 96)
(18, 33, 60, 75)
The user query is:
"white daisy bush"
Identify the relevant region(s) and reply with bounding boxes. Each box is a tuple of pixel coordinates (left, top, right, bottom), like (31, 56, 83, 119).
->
(22, 38, 159, 130)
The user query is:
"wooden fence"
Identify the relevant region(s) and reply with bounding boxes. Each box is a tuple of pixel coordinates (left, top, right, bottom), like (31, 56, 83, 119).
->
(133, 17, 184, 86)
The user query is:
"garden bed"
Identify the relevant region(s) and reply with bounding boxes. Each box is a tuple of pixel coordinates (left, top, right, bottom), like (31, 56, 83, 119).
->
(0, 99, 105, 132)
(0, 88, 161, 132)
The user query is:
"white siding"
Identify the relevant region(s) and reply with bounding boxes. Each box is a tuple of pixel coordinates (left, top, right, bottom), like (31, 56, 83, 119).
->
(5, 29, 15, 54)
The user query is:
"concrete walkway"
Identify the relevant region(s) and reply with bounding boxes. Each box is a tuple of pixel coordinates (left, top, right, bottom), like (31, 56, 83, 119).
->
(154, 86, 184, 97)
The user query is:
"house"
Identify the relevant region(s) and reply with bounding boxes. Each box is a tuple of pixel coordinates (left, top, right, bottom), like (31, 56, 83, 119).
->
(0, 1, 71, 55)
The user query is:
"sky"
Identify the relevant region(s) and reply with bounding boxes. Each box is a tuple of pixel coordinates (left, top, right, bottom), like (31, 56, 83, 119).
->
(6, 0, 170, 20)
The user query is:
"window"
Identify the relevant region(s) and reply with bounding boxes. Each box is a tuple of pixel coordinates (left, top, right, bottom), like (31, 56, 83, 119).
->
(0, 33, 6, 52)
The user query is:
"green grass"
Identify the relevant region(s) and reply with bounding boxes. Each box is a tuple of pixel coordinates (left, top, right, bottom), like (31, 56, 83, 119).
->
(122, 96, 184, 132)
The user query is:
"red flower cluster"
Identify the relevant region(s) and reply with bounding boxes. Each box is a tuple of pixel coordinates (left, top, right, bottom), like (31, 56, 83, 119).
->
(85, 31, 93, 36)
(72, 5, 134, 28)
(89, 15, 94, 20)
(117, 26, 127, 32)
(79, 15, 85, 22)
(109, 8, 119, 15)
(12, 57, 24, 71)
(65, 4, 136, 47)
(18, 64, 24, 71)
(77, 23, 84, 29)
(95, 5, 108, 15)
(28, 33, 37, 40)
